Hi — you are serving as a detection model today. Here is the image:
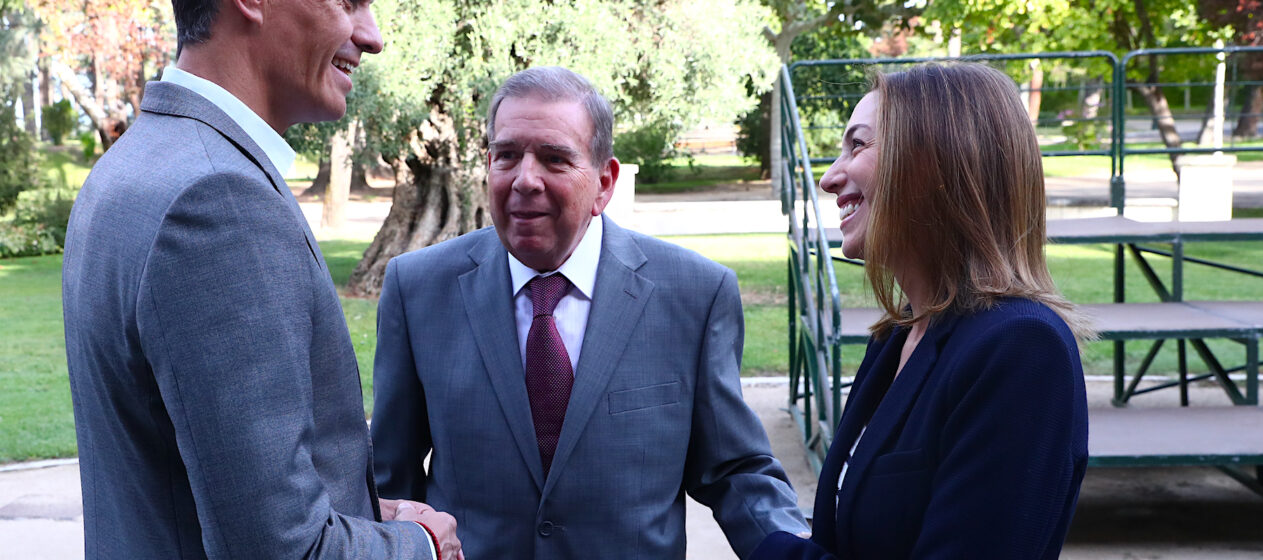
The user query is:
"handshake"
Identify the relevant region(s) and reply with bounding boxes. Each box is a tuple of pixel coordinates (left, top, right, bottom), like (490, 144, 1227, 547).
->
(380, 499, 463, 560)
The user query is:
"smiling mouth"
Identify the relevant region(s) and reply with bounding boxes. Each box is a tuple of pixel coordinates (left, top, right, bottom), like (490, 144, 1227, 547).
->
(837, 194, 863, 222)
(511, 211, 549, 220)
(332, 58, 356, 76)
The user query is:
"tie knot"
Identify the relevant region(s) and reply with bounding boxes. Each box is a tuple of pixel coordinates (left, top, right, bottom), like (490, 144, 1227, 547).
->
(529, 274, 570, 317)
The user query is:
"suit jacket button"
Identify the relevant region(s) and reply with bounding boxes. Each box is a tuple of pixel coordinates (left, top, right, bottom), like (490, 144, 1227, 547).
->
(538, 521, 554, 537)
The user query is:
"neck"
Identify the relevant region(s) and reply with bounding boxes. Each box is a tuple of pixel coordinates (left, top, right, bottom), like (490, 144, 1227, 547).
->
(176, 45, 286, 134)
(894, 266, 931, 332)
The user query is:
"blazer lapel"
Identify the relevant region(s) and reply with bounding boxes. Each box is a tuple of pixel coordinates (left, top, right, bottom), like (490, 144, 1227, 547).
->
(138, 81, 320, 264)
(542, 217, 652, 496)
(832, 314, 961, 541)
(459, 234, 547, 490)
(811, 332, 904, 552)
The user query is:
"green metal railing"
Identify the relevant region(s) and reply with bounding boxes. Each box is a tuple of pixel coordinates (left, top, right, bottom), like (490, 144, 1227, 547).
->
(779, 46, 1263, 472)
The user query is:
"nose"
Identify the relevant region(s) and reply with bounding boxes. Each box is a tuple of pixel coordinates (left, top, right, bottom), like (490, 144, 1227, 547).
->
(817, 155, 848, 195)
(352, 4, 384, 54)
(512, 153, 546, 193)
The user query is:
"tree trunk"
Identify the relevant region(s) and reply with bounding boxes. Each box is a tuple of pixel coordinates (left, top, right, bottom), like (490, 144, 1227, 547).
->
(351, 164, 371, 193)
(322, 121, 356, 232)
(1133, 83, 1184, 171)
(21, 73, 37, 137)
(1234, 84, 1261, 140)
(1081, 76, 1105, 120)
(346, 108, 488, 297)
(51, 60, 123, 151)
(307, 157, 372, 197)
(307, 156, 331, 197)
(1027, 60, 1044, 126)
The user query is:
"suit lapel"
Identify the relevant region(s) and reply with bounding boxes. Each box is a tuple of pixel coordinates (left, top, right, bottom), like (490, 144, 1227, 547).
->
(833, 314, 960, 540)
(139, 81, 320, 265)
(459, 234, 547, 490)
(543, 217, 652, 496)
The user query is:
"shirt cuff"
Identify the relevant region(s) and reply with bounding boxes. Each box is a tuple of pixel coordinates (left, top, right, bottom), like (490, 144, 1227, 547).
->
(412, 520, 440, 559)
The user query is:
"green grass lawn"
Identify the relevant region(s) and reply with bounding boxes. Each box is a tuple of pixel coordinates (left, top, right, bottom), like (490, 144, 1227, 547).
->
(39, 147, 94, 190)
(8, 233, 1263, 462)
(634, 154, 764, 194)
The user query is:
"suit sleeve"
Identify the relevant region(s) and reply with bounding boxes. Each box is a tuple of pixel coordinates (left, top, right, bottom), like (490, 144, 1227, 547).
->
(750, 531, 839, 560)
(909, 316, 1088, 558)
(683, 269, 810, 558)
(137, 173, 433, 559)
(370, 257, 433, 500)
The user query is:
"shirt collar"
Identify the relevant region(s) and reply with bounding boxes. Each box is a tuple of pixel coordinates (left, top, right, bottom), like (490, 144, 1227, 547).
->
(160, 66, 296, 176)
(509, 216, 603, 300)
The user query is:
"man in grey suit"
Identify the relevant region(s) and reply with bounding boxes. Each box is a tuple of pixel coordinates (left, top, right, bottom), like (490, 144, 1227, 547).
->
(371, 66, 809, 559)
(62, 0, 459, 558)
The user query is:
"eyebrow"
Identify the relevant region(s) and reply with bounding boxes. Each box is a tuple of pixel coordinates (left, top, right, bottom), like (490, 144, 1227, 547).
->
(538, 143, 582, 159)
(842, 123, 872, 143)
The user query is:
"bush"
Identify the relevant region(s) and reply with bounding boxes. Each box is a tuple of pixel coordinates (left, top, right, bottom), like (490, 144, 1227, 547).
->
(613, 121, 684, 184)
(42, 99, 78, 146)
(79, 131, 97, 161)
(15, 188, 76, 247)
(735, 91, 770, 179)
(0, 222, 61, 258)
(0, 103, 41, 214)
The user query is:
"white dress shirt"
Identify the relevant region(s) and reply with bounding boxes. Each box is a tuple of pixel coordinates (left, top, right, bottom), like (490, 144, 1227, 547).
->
(508, 217, 603, 374)
(836, 426, 866, 507)
(160, 67, 296, 177)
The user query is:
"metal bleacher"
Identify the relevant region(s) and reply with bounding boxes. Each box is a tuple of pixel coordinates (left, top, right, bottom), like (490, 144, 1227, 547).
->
(779, 47, 1263, 497)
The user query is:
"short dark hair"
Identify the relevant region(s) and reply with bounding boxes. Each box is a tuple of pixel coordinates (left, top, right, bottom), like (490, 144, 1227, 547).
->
(172, 0, 219, 53)
(486, 66, 614, 164)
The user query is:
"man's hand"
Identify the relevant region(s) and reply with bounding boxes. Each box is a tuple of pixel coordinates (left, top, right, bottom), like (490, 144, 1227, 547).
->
(388, 500, 462, 560)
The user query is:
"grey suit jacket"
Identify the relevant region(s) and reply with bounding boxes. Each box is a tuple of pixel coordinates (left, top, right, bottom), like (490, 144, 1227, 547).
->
(371, 217, 808, 559)
(62, 81, 433, 559)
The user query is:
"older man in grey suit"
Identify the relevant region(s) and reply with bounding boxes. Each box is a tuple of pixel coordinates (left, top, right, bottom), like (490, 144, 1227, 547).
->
(371, 66, 809, 559)
(62, 0, 459, 558)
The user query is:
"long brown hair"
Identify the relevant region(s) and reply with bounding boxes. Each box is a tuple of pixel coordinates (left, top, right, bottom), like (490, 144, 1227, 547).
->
(863, 62, 1093, 340)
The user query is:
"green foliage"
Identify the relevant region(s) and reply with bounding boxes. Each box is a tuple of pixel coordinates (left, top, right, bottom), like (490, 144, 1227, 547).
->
(1061, 116, 1104, 151)
(0, 94, 41, 214)
(42, 99, 76, 146)
(0, 3, 37, 88)
(735, 87, 770, 176)
(347, 0, 779, 169)
(14, 187, 76, 247)
(0, 222, 60, 258)
(79, 131, 97, 161)
(613, 121, 687, 184)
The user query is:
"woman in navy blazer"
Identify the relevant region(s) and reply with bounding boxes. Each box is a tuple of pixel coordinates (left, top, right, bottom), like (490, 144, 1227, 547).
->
(753, 62, 1092, 559)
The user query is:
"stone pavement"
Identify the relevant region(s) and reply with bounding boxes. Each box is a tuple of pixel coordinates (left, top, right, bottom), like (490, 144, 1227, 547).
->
(5, 379, 1262, 559)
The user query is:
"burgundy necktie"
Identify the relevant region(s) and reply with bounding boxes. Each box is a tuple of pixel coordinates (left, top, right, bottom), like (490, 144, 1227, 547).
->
(524, 274, 574, 475)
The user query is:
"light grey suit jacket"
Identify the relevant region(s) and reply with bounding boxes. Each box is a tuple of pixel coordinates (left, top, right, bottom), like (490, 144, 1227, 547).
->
(371, 217, 808, 559)
(62, 81, 433, 559)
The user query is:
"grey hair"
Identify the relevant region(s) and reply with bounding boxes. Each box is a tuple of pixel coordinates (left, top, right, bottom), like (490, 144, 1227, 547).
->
(486, 66, 615, 164)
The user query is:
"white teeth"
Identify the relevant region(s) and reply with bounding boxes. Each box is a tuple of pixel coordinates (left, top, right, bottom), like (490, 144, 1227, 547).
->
(332, 60, 354, 74)
(839, 202, 858, 221)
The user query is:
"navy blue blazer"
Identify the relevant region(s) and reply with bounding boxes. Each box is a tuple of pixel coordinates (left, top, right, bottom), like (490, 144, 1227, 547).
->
(753, 298, 1088, 559)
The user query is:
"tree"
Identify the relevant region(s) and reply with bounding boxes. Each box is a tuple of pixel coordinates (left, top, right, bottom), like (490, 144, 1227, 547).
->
(342, 0, 780, 296)
(1198, 0, 1263, 139)
(916, 0, 1226, 175)
(32, 0, 173, 150)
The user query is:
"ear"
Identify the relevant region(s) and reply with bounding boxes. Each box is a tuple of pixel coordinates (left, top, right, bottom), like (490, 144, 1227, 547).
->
(227, 0, 265, 25)
(591, 157, 620, 216)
